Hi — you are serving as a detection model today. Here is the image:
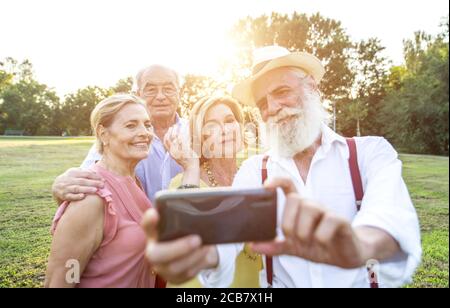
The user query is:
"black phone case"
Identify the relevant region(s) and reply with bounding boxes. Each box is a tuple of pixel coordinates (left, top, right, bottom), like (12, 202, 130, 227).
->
(155, 188, 277, 245)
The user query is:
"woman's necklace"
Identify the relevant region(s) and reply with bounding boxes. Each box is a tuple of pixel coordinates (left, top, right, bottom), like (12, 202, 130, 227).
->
(202, 161, 219, 187)
(243, 244, 261, 263)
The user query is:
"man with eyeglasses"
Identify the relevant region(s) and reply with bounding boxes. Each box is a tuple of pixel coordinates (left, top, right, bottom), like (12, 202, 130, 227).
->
(51, 65, 188, 204)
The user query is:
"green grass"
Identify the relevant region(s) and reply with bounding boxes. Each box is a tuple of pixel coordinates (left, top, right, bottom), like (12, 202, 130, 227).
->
(0, 138, 448, 288)
(400, 154, 449, 288)
(0, 137, 95, 288)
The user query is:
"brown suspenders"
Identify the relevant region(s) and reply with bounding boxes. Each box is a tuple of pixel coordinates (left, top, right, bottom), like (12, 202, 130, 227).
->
(261, 156, 273, 287)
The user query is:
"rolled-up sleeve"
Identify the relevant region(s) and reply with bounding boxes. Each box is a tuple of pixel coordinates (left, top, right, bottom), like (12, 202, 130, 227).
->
(352, 137, 422, 287)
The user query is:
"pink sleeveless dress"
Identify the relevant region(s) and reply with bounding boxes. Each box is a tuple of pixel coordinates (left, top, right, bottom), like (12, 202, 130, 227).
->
(51, 164, 156, 288)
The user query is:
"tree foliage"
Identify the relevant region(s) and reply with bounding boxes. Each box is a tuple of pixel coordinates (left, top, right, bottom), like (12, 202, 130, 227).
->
(380, 21, 449, 155)
(0, 58, 59, 135)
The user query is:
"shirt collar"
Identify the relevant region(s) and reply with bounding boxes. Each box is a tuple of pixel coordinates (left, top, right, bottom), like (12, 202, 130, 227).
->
(320, 123, 347, 150)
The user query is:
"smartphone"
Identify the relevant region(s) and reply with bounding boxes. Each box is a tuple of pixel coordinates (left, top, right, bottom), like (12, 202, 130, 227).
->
(155, 187, 277, 245)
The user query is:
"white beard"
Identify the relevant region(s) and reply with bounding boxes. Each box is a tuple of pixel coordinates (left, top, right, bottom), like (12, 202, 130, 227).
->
(266, 92, 328, 158)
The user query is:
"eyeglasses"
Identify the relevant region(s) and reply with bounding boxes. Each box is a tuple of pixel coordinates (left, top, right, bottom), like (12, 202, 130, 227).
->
(142, 85, 178, 98)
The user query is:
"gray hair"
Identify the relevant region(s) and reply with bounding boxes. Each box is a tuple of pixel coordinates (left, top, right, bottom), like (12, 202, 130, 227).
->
(286, 66, 309, 80)
(287, 66, 320, 91)
(132, 65, 181, 94)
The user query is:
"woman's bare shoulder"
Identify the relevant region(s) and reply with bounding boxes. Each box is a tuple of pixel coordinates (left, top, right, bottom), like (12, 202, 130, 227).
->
(62, 194, 105, 224)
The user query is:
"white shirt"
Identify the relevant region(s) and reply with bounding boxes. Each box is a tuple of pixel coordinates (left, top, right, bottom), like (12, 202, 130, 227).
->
(199, 124, 421, 288)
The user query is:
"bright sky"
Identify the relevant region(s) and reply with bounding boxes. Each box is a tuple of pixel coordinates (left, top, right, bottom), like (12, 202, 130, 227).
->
(1, 0, 448, 96)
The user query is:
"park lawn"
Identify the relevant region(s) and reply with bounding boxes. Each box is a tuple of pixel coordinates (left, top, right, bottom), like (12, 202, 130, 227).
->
(0, 137, 94, 287)
(0, 137, 448, 288)
(400, 154, 449, 288)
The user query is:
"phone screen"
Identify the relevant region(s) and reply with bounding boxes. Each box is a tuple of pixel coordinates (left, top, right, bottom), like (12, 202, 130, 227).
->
(155, 187, 277, 245)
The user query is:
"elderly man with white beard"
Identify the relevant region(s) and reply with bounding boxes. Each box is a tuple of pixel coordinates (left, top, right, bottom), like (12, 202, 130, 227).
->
(142, 46, 421, 288)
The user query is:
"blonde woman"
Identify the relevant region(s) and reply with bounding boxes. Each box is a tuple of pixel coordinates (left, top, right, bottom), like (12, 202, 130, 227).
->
(163, 95, 262, 288)
(46, 94, 158, 288)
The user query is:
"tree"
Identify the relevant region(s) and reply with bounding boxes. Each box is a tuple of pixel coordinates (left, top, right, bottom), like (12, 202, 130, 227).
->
(61, 86, 109, 135)
(338, 38, 389, 136)
(0, 80, 60, 135)
(110, 77, 133, 94)
(0, 58, 59, 135)
(0, 63, 14, 134)
(380, 19, 449, 155)
(0, 61, 144, 136)
(58, 77, 133, 136)
(0, 65, 13, 92)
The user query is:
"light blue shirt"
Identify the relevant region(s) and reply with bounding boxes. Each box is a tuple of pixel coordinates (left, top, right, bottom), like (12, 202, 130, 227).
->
(80, 115, 187, 203)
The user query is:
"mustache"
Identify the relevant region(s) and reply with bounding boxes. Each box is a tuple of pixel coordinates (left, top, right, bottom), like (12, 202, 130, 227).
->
(267, 107, 304, 124)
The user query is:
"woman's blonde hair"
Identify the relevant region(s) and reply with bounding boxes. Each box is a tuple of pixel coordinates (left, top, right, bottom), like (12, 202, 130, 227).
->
(90, 93, 148, 154)
(189, 95, 245, 162)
